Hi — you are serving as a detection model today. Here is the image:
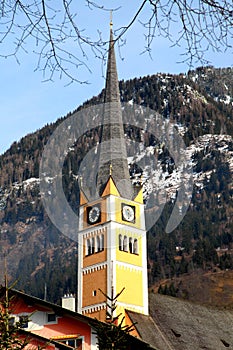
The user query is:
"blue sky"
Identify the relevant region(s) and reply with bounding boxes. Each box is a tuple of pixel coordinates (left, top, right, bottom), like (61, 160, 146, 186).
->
(1, 1, 232, 155)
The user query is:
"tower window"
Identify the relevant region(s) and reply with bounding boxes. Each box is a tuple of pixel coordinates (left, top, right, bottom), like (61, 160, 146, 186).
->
(92, 290, 97, 297)
(86, 234, 105, 256)
(118, 234, 139, 255)
(129, 237, 133, 253)
(123, 236, 128, 252)
(97, 236, 101, 252)
(91, 237, 95, 254)
(119, 234, 123, 251)
(133, 239, 138, 254)
(101, 234, 104, 251)
(87, 239, 91, 256)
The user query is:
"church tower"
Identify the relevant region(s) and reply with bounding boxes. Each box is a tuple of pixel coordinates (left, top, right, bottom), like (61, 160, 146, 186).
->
(77, 23, 148, 322)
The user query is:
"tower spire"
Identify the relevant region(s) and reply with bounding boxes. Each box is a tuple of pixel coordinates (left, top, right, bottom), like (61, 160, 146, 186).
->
(110, 10, 113, 29)
(97, 23, 132, 199)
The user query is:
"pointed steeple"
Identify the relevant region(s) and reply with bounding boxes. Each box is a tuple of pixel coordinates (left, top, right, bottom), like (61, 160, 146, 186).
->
(104, 25, 120, 103)
(97, 24, 132, 199)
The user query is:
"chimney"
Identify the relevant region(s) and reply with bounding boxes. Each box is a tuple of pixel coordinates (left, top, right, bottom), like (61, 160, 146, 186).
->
(62, 294, 76, 312)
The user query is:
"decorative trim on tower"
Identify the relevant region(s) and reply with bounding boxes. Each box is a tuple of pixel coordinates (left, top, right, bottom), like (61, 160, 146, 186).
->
(82, 303, 106, 314)
(82, 263, 107, 275)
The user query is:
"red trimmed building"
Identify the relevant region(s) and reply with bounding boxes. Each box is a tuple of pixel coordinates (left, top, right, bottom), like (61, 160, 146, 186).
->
(0, 287, 154, 349)
(0, 287, 96, 349)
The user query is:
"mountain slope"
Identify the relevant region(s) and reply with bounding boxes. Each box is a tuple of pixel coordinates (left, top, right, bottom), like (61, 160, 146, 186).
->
(0, 66, 232, 304)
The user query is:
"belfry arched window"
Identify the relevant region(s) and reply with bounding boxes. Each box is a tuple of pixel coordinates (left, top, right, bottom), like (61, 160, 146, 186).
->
(123, 236, 128, 252)
(101, 234, 104, 251)
(91, 237, 95, 254)
(129, 237, 133, 253)
(119, 234, 123, 251)
(87, 239, 91, 256)
(133, 239, 138, 254)
(96, 236, 101, 252)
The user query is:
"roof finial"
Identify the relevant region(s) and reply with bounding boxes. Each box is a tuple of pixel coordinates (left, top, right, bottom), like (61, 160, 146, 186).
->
(109, 163, 112, 176)
(110, 10, 113, 28)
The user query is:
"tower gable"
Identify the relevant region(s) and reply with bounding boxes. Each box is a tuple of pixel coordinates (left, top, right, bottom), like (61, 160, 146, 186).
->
(101, 176, 120, 197)
(133, 187, 144, 204)
(80, 189, 88, 206)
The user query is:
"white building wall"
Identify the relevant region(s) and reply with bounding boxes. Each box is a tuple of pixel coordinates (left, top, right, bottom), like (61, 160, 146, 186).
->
(91, 328, 99, 350)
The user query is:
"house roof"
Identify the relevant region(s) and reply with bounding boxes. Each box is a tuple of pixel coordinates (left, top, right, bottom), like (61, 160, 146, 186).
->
(0, 286, 156, 349)
(0, 286, 91, 324)
(126, 310, 164, 350)
(8, 286, 233, 349)
(128, 293, 233, 350)
(19, 329, 73, 350)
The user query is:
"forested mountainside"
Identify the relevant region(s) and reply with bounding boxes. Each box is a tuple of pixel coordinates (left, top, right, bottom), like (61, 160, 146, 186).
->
(0, 66, 232, 305)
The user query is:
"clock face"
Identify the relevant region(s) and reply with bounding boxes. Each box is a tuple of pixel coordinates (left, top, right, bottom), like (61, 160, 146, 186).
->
(122, 204, 135, 223)
(87, 205, 101, 224)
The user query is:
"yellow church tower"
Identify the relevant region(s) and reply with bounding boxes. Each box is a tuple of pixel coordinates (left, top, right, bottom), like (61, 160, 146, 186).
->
(77, 23, 148, 322)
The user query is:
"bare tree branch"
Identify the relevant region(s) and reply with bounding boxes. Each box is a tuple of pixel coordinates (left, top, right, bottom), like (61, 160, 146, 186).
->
(0, 0, 232, 83)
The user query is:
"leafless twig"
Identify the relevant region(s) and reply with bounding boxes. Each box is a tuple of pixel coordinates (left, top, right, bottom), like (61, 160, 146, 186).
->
(0, 0, 232, 83)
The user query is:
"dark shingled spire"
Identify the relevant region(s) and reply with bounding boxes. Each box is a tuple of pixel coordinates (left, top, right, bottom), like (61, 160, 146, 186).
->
(97, 26, 132, 199)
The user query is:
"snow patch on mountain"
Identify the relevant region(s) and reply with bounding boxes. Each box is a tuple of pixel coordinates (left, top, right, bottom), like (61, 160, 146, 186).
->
(130, 133, 233, 203)
(0, 133, 232, 215)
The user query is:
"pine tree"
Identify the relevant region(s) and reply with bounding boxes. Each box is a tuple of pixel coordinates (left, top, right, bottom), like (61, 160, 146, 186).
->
(90, 287, 136, 350)
(0, 280, 29, 349)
